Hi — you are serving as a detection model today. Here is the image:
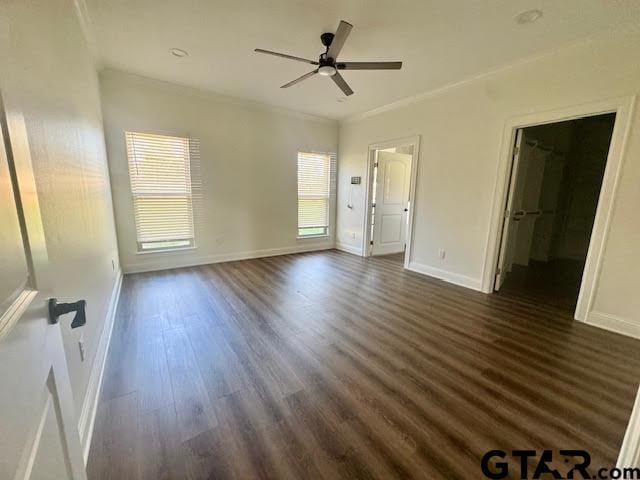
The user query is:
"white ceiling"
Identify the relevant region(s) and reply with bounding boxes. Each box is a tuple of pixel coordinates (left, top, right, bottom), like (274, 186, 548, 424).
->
(85, 0, 640, 119)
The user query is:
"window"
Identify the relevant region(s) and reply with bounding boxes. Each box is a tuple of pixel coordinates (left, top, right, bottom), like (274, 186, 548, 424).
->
(297, 151, 335, 238)
(125, 131, 195, 252)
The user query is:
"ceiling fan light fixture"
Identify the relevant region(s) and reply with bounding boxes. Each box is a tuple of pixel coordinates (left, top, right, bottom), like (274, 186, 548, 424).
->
(318, 65, 337, 76)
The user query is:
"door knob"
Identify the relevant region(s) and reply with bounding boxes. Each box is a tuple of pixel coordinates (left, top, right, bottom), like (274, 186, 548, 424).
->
(48, 298, 86, 329)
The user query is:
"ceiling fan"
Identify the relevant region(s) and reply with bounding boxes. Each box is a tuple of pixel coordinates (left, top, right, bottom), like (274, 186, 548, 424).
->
(255, 20, 402, 96)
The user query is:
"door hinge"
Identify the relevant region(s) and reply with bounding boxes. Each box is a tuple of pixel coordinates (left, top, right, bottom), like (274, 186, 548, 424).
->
(496, 267, 502, 274)
(374, 162, 379, 168)
(370, 240, 374, 245)
(514, 146, 520, 157)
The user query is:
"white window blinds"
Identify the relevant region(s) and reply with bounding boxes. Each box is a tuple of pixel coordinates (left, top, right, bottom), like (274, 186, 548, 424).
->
(297, 151, 335, 237)
(125, 131, 195, 251)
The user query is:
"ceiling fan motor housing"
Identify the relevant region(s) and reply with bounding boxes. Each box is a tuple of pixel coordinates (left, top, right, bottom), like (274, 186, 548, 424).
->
(318, 49, 338, 76)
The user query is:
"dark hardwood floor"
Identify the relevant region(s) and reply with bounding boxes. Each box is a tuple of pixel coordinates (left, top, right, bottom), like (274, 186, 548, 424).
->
(87, 250, 640, 480)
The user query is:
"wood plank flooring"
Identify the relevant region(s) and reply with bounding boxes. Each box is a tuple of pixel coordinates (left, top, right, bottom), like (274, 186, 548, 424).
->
(87, 250, 640, 479)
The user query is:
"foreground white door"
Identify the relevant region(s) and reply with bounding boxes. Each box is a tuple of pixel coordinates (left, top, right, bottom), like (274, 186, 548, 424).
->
(0, 108, 86, 480)
(371, 152, 412, 256)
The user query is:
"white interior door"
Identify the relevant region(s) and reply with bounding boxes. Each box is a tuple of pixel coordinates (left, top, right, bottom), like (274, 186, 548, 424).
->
(371, 151, 412, 256)
(0, 107, 86, 480)
(495, 130, 524, 290)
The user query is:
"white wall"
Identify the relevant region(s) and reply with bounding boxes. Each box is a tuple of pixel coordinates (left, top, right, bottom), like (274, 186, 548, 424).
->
(100, 70, 338, 273)
(0, 0, 120, 421)
(337, 31, 640, 329)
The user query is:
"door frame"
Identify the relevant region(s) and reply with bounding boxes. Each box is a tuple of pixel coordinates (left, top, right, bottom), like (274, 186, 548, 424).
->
(482, 95, 636, 322)
(361, 135, 420, 269)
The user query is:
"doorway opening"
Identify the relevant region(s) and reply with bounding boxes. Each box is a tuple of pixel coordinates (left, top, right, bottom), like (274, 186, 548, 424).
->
(494, 112, 616, 312)
(364, 137, 419, 267)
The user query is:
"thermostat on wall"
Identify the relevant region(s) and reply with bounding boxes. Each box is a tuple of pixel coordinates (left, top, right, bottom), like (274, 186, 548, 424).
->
(350, 176, 361, 184)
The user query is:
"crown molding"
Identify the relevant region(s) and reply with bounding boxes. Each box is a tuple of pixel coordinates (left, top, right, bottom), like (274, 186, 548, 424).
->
(341, 28, 640, 124)
(72, 0, 100, 64)
(100, 68, 338, 125)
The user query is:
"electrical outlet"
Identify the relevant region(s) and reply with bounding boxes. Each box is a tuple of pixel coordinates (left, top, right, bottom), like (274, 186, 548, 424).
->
(438, 248, 446, 261)
(78, 336, 86, 362)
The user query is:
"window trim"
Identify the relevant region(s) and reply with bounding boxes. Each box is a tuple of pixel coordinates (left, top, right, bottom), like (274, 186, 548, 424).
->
(135, 245, 197, 255)
(297, 226, 329, 240)
(136, 238, 196, 254)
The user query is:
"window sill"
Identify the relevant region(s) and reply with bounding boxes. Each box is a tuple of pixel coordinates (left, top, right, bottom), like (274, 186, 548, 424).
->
(297, 235, 330, 240)
(136, 246, 197, 255)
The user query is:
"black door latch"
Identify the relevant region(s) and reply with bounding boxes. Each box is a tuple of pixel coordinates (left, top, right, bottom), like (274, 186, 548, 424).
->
(48, 298, 86, 329)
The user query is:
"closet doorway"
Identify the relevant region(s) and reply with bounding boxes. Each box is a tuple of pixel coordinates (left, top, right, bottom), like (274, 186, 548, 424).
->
(494, 113, 616, 312)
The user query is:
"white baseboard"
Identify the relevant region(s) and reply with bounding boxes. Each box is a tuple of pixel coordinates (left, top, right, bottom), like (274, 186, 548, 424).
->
(584, 311, 640, 340)
(335, 242, 363, 256)
(123, 243, 334, 274)
(78, 269, 123, 464)
(618, 385, 640, 468)
(407, 261, 482, 291)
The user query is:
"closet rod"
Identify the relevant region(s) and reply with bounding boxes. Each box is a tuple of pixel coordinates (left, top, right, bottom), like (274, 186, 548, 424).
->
(525, 139, 565, 155)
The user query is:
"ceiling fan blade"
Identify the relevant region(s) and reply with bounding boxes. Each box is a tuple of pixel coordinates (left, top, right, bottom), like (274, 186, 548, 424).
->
(337, 61, 402, 70)
(327, 20, 353, 60)
(331, 72, 353, 96)
(254, 48, 318, 65)
(281, 69, 318, 88)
